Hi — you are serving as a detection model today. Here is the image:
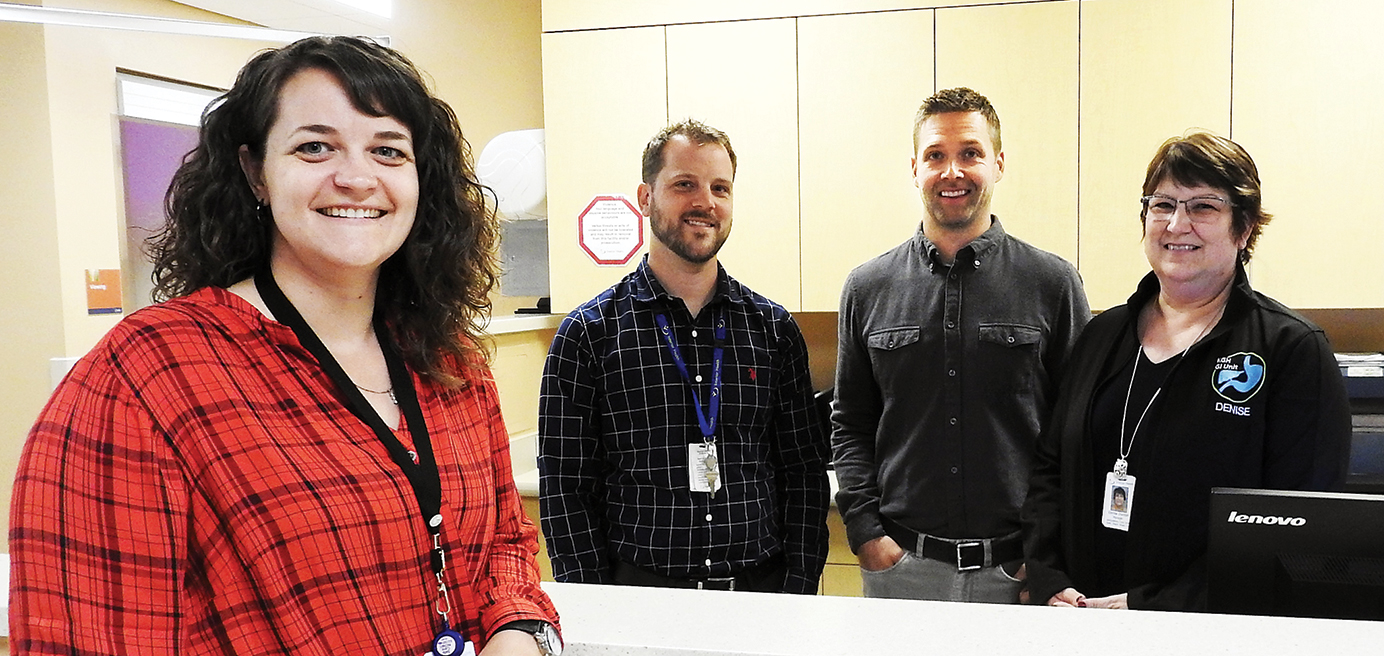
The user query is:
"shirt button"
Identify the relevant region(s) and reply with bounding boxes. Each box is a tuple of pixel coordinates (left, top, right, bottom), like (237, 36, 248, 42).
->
(1008, 336, 1015, 344)
(949, 417, 958, 425)
(691, 330, 699, 338)
(951, 466, 959, 474)
(974, 259, 981, 267)
(948, 369, 957, 377)
(695, 374, 703, 383)
(705, 558, 713, 567)
(706, 514, 713, 521)
(946, 321, 956, 329)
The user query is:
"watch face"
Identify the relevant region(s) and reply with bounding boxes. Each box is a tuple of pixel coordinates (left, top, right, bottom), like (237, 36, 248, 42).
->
(537, 623, 562, 656)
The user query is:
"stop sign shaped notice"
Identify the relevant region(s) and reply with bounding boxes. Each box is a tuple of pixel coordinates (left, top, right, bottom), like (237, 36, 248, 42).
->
(577, 196, 645, 266)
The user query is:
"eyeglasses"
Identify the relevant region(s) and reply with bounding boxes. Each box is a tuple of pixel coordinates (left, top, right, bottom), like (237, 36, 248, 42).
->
(1141, 194, 1232, 224)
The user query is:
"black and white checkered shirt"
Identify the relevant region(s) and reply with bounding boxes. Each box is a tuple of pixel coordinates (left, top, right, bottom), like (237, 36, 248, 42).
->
(538, 257, 830, 594)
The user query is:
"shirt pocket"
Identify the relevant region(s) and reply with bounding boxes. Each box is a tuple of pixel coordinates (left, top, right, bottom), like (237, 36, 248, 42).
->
(865, 326, 923, 391)
(867, 327, 921, 351)
(977, 323, 1043, 397)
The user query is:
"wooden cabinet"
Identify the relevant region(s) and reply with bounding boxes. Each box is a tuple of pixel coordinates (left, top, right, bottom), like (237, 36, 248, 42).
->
(1231, 0, 1384, 308)
(820, 506, 863, 596)
(544, 0, 1382, 316)
(798, 10, 935, 312)
(1077, 0, 1232, 310)
(937, 0, 1080, 267)
(542, 27, 668, 311)
(667, 19, 802, 310)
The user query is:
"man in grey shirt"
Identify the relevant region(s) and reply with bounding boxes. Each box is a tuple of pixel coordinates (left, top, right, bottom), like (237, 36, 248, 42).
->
(832, 87, 1090, 603)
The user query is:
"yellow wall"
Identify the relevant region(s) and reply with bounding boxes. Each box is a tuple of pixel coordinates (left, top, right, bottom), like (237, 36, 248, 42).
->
(0, 0, 546, 546)
(491, 328, 557, 439)
(44, 0, 277, 354)
(543, 0, 1005, 32)
(0, 15, 65, 558)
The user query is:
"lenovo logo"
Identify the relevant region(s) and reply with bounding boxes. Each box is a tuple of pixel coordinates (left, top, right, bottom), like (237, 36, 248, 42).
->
(1227, 510, 1306, 526)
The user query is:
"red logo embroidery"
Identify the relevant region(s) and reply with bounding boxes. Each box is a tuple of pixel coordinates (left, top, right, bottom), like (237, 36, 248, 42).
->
(748, 367, 757, 382)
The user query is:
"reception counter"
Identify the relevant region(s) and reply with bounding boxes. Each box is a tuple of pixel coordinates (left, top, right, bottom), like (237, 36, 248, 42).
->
(542, 581, 1380, 655)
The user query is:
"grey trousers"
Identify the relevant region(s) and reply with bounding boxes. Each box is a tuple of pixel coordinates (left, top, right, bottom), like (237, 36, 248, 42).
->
(861, 551, 1024, 603)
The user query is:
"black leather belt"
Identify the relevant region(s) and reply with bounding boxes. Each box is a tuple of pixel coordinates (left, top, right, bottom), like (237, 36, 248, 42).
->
(611, 555, 786, 591)
(881, 516, 1023, 571)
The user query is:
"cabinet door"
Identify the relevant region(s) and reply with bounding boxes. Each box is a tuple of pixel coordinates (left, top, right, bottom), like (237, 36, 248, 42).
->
(667, 19, 801, 310)
(937, 1, 1079, 268)
(543, 27, 668, 312)
(798, 10, 935, 312)
(1078, 0, 1232, 311)
(1232, 0, 1384, 308)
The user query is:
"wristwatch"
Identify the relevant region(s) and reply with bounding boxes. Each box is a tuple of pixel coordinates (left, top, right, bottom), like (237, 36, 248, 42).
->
(500, 620, 562, 656)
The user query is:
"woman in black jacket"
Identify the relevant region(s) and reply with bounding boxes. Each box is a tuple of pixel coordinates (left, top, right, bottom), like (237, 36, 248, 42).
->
(1021, 132, 1351, 611)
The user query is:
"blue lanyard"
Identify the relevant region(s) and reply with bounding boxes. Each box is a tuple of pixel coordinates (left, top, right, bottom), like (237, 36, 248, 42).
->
(655, 310, 727, 440)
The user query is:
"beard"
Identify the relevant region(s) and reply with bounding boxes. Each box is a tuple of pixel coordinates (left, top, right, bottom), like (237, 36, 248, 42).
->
(924, 184, 994, 231)
(649, 203, 730, 264)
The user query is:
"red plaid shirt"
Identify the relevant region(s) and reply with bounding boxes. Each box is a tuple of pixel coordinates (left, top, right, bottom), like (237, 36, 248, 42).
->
(9, 287, 557, 654)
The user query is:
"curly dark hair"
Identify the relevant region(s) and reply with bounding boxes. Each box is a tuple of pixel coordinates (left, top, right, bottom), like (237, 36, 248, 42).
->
(151, 36, 498, 386)
(1140, 132, 1272, 264)
(913, 87, 1002, 155)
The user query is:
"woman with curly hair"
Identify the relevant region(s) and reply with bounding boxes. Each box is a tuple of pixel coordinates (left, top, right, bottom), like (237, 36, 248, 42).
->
(10, 36, 560, 656)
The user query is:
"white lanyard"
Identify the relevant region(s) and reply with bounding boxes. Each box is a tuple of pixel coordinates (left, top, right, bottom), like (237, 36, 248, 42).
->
(1115, 305, 1224, 478)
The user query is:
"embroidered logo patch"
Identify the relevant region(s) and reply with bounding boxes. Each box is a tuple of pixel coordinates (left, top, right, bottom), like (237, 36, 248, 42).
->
(1212, 352, 1267, 403)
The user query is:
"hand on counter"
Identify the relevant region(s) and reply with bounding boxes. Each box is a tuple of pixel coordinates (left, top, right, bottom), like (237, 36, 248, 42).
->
(1085, 593, 1128, 610)
(1048, 587, 1086, 607)
(1047, 588, 1128, 609)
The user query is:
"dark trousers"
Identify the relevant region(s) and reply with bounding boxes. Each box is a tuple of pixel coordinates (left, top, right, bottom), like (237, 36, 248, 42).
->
(611, 555, 788, 592)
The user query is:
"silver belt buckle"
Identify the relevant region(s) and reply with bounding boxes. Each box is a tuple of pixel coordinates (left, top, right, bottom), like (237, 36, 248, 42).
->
(698, 577, 737, 591)
(956, 541, 985, 571)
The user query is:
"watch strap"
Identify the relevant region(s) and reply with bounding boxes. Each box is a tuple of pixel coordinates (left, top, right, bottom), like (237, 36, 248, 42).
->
(496, 620, 561, 655)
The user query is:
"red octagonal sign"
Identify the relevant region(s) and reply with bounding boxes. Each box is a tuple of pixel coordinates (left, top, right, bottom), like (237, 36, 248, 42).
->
(577, 195, 645, 266)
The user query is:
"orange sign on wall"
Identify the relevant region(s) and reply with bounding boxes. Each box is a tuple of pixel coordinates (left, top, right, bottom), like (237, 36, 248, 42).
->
(86, 269, 122, 315)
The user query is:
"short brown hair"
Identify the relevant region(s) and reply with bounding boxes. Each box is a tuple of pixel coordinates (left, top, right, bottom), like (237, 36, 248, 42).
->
(913, 87, 1001, 155)
(1140, 132, 1272, 264)
(641, 119, 737, 184)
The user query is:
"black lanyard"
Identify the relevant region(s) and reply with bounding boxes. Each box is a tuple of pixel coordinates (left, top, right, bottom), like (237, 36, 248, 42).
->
(254, 269, 444, 539)
(255, 270, 466, 645)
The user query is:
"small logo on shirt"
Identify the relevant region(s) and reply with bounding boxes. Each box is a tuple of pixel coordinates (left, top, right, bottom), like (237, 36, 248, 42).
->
(1212, 352, 1266, 404)
(747, 367, 757, 382)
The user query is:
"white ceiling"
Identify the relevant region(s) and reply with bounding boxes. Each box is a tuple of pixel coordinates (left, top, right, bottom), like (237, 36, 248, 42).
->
(175, 0, 392, 37)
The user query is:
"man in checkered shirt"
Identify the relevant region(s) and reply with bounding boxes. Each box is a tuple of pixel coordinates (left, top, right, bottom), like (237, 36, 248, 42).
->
(538, 120, 831, 593)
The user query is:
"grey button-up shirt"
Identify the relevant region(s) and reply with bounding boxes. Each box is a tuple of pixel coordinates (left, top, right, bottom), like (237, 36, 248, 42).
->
(832, 218, 1090, 550)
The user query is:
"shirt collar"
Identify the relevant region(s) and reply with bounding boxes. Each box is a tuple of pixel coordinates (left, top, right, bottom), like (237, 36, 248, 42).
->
(631, 255, 746, 307)
(915, 215, 1007, 272)
(1126, 262, 1256, 326)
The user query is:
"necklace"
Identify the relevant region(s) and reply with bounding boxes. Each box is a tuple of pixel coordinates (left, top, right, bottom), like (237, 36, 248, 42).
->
(354, 382, 397, 405)
(1116, 304, 1225, 478)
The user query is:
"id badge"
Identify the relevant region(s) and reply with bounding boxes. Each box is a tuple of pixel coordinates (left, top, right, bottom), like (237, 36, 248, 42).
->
(688, 443, 722, 494)
(1101, 471, 1136, 531)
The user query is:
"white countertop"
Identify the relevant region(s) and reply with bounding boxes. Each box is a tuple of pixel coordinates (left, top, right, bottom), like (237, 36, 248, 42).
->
(542, 581, 1382, 655)
(486, 314, 563, 335)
